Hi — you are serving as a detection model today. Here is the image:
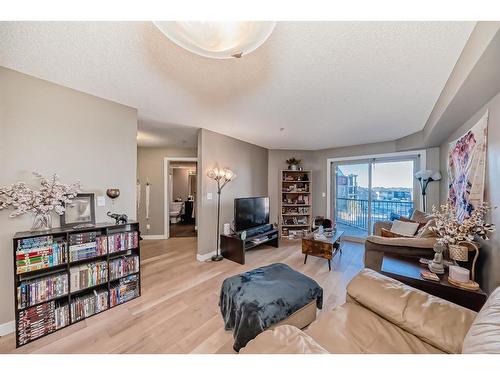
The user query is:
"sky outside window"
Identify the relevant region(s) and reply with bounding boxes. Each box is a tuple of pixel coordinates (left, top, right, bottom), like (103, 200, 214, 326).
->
(338, 161, 414, 188)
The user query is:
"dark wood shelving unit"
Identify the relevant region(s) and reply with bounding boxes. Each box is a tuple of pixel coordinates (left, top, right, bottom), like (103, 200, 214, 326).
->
(13, 221, 141, 347)
(280, 170, 312, 239)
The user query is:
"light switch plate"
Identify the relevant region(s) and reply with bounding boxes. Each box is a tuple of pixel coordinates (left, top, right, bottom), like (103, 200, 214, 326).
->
(322, 192, 326, 198)
(97, 196, 106, 206)
(207, 192, 213, 200)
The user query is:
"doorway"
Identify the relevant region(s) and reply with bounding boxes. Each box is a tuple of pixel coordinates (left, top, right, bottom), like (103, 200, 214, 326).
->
(164, 157, 198, 238)
(328, 151, 423, 240)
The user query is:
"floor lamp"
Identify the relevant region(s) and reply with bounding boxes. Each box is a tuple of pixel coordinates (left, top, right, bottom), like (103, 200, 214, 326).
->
(207, 167, 235, 261)
(415, 170, 441, 212)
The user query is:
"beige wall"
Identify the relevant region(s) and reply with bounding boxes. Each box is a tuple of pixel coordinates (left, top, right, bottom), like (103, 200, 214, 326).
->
(198, 129, 268, 256)
(267, 150, 319, 224)
(439, 90, 500, 294)
(0, 67, 138, 327)
(137, 147, 197, 236)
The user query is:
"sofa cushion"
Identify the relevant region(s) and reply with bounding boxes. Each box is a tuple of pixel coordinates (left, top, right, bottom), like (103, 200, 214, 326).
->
(416, 218, 437, 238)
(411, 210, 433, 224)
(390, 220, 420, 236)
(305, 303, 443, 354)
(462, 287, 500, 354)
(347, 269, 477, 353)
(366, 235, 436, 249)
(240, 324, 329, 354)
(380, 228, 413, 238)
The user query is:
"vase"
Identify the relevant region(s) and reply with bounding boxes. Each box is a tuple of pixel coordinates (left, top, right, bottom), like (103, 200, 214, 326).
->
(449, 244, 469, 262)
(32, 212, 52, 231)
(288, 164, 299, 171)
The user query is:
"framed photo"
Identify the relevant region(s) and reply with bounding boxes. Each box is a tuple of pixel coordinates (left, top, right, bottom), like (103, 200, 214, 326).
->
(60, 193, 96, 227)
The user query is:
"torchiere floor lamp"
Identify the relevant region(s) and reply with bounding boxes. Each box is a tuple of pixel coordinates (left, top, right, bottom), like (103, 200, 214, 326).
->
(207, 167, 235, 261)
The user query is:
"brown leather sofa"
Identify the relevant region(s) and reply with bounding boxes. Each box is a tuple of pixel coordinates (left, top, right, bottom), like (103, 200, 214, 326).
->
(241, 269, 500, 354)
(364, 210, 436, 272)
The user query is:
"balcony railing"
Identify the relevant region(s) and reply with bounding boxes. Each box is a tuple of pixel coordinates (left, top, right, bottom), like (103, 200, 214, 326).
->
(335, 197, 414, 231)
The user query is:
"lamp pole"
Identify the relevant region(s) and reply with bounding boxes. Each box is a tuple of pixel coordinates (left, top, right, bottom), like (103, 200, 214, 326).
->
(213, 179, 223, 261)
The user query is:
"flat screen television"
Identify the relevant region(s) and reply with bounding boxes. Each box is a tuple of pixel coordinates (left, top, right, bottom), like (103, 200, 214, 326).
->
(234, 197, 270, 232)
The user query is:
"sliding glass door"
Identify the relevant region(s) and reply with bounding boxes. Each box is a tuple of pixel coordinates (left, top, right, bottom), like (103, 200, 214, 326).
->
(333, 156, 418, 238)
(334, 162, 371, 238)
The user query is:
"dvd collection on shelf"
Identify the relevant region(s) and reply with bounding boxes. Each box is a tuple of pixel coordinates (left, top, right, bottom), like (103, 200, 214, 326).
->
(109, 255, 140, 280)
(69, 231, 108, 262)
(70, 260, 108, 292)
(110, 274, 140, 307)
(17, 272, 69, 309)
(17, 300, 69, 345)
(70, 289, 109, 322)
(16, 235, 67, 274)
(13, 222, 141, 347)
(108, 231, 139, 253)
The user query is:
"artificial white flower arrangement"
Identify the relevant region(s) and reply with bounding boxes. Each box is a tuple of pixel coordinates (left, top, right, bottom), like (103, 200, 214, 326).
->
(0, 172, 80, 229)
(431, 202, 495, 245)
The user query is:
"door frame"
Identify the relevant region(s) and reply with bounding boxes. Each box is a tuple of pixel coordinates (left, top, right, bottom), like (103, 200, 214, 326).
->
(326, 150, 426, 235)
(164, 157, 198, 239)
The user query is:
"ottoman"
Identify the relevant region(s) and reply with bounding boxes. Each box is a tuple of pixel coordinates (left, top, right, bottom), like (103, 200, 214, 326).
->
(219, 263, 323, 351)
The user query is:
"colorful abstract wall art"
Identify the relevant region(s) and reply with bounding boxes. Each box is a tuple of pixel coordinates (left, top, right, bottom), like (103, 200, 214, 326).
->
(448, 111, 488, 222)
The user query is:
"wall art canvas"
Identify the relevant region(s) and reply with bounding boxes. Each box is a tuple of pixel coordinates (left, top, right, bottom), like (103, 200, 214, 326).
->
(448, 111, 488, 222)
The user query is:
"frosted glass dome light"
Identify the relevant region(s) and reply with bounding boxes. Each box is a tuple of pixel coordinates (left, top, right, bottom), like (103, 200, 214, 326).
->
(153, 21, 276, 59)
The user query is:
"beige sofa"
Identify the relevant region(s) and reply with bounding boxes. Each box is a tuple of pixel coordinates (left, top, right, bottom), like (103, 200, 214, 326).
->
(364, 211, 437, 272)
(241, 269, 500, 354)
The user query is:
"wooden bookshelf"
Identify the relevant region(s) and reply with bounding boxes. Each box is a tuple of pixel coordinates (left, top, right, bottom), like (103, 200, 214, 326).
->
(13, 222, 141, 347)
(279, 170, 312, 239)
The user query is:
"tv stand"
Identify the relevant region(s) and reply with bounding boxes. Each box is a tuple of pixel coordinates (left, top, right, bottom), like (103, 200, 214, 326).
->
(220, 224, 279, 265)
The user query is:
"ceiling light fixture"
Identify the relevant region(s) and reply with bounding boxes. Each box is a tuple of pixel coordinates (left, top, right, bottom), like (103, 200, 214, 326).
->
(153, 21, 276, 59)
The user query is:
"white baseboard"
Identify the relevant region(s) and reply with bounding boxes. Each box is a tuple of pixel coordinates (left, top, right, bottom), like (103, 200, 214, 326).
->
(141, 235, 167, 240)
(196, 251, 216, 262)
(0, 320, 15, 336)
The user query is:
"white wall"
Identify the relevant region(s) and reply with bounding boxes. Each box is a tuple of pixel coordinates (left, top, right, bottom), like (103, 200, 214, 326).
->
(439, 91, 500, 293)
(0, 67, 138, 328)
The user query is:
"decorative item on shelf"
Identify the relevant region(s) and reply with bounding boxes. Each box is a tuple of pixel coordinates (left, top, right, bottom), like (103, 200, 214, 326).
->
(207, 166, 236, 261)
(107, 212, 128, 224)
(414, 170, 441, 212)
(448, 265, 480, 290)
(428, 242, 445, 274)
(61, 193, 96, 228)
(456, 241, 481, 282)
(106, 188, 120, 200)
(153, 21, 276, 59)
(0, 172, 80, 231)
(430, 202, 495, 280)
(286, 157, 301, 171)
(448, 243, 469, 262)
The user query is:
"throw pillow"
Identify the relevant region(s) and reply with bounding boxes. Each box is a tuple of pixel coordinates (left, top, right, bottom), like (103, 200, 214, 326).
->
(410, 210, 432, 224)
(390, 220, 420, 237)
(380, 228, 413, 238)
(398, 216, 426, 231)
(416, 218, 437, 238)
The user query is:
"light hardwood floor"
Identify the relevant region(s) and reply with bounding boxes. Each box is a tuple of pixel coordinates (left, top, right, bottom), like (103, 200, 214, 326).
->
(0, 237, 365, 354)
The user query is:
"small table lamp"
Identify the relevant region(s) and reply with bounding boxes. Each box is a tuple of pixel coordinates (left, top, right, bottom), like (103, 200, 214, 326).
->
(207, 167, 236, 261)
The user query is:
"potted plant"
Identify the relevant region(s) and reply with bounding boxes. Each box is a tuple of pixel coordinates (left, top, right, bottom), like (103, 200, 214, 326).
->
(286, 157, 302, 171)
(0, 172, 80, 230)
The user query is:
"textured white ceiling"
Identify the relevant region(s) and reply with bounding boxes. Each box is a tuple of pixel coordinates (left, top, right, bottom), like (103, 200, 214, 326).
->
(0, 21, 475, 150)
